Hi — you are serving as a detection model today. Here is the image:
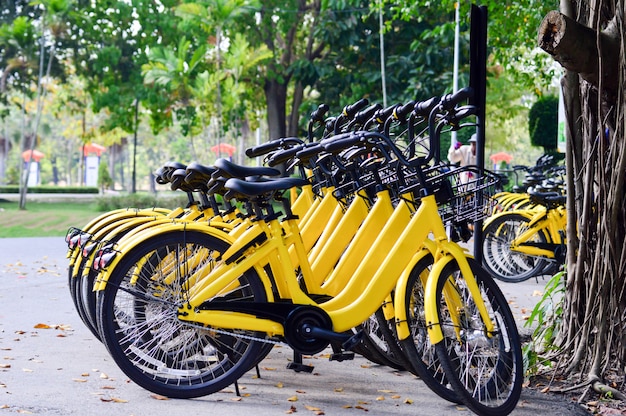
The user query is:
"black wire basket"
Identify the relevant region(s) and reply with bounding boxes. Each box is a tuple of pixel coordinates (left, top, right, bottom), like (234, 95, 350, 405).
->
(429, 165, 501, 223)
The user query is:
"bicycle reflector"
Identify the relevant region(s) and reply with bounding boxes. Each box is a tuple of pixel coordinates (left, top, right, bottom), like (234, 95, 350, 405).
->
(93, 248, 117, 271)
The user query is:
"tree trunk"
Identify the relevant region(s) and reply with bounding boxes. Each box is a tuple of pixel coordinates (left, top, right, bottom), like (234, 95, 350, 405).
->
(538, 1, 626, 392)
(264, 78, 288, 141)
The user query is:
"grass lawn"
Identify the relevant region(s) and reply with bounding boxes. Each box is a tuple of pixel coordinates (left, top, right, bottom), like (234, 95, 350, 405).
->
(0, 200, 104, 238)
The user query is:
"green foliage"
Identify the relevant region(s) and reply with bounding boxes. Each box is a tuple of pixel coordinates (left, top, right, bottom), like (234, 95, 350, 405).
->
(523, 270, 566, 376)
(97, 160, 113, 191)
(0, 185, 99, 194)
(528, 95, 558, 150)
(95, 192, 188, 212)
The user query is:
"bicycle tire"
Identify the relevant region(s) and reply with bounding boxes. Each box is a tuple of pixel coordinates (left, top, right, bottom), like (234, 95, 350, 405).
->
(398, 253, 461, 404)
(357, 309, 411, 371)
(482, 212, 550, 282)
(433, 258, 523, 416)
(96, 230, 271, 399)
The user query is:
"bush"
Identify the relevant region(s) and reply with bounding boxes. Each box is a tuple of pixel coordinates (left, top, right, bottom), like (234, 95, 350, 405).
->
(528, 95, 558, 151)
(0, 185, 99, 194)
(95, 192, 189, 211)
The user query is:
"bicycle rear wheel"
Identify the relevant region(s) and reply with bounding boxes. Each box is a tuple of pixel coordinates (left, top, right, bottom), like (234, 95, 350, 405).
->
(433, 258, 523, 416)
(96, 230, 271, 399)
(482, 212, 550, 282)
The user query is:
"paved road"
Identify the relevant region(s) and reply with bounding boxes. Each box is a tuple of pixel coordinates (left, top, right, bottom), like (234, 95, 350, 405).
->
(0, 237, 587, 415)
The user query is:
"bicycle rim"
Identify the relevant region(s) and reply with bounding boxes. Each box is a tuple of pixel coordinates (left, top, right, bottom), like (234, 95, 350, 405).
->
(96, 230, 270, 398)
(482, 213, 549, 282)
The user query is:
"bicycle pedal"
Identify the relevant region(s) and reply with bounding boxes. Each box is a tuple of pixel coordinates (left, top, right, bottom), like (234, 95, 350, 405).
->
(286, 362, 315, 373)
(342, 331, 364, 351)
(329, 351, 355, 362)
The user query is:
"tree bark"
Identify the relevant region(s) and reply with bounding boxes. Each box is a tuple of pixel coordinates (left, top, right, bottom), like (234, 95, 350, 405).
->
(264, 78, 288, 141)
(538, 10, 620, 96)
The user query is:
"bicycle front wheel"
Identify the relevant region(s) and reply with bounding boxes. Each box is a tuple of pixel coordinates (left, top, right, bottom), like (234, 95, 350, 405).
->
(96, 230, 271, 399)
(482, 212, 550, 282)
(399, 253, 461, 404)
(433, 258, 523, 416)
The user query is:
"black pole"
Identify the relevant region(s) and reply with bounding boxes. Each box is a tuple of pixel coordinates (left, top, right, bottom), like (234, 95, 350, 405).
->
(469, 4, 488, 262)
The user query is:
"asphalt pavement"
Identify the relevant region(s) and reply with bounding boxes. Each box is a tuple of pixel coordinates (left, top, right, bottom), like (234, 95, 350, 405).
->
(0, 237, 589, 415)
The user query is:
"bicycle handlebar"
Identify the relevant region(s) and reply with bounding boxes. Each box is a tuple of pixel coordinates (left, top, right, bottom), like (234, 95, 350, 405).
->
(439, 87, 474, 110)
(245, 137, 304, 158)
(309, 103, 329, 122)
(342, 98, 369, 118)
(413, 96, 440, 117)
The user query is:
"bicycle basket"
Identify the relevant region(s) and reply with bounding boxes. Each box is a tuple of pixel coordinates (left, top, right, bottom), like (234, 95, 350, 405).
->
(430, 165, 501, 223)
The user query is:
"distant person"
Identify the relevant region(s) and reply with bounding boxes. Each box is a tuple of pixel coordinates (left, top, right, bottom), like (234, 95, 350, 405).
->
(448, 133, 477, 185)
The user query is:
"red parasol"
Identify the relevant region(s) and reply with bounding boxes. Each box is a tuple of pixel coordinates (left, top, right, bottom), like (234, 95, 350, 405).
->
(490, 151, 514, 164)
(211, 142, 236, 157)
(22, 149, 45, 162)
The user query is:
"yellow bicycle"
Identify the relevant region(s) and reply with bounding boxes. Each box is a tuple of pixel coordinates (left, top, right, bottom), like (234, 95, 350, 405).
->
(91, 89, 523, 415)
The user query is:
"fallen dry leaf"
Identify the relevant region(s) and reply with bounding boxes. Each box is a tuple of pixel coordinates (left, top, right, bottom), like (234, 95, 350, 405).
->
(295, 390, 306, 394)
(72, 378, 87, 383)
(354, 405, 368, 411)
(304, 405, 321, 411)
(0, 364, 11, 368)
(532, 290, 543, 297)
(150, 394, 169, 400)
(276, 382, 284, 388)
(334, 387, 344, 393)
(262, 367, 277, 371)
(375, 396, 385, 401)
(287, 395, 298, 402)
(391, 395, 401, 399)
(34, 323, 51, 329)
(22, 368, 33, 373)
(100, 373, 109, 379)
(230, 397, 242, 402)
(285, 405, 297, 414)
(101, 386, 116, 390)
(404, 398, 414, 404)
(110, 397, 128, 403)
(541, 387, 550, 393)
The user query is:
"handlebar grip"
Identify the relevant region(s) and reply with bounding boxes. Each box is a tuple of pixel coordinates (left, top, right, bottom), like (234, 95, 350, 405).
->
(413, 96, 440, 117)
(354, 103, 382, 124)
(266, 145, 303, 167)
(342, 98, 369, 118)
(374, 104, 399, 124)
(295, 143, 325, 161)
(310, 103, 329, 122)
(245, 137, 303, 158)
(440, 87, 474, 110)
(393, 100, 416, 121)
(321, 132, 362, 153)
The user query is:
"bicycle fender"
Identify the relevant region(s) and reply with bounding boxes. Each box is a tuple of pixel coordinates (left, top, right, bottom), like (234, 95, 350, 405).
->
(424, 245, 494, 345)
(481, 208, 534, 229)
(394, 244, 435, 341)
(93, 222, 235, 291)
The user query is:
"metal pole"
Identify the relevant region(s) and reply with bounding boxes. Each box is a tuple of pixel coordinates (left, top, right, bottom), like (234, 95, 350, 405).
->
(451, 1, 461, 146)
(470, 4, 488, 261)
(379, 1, 387, 108)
